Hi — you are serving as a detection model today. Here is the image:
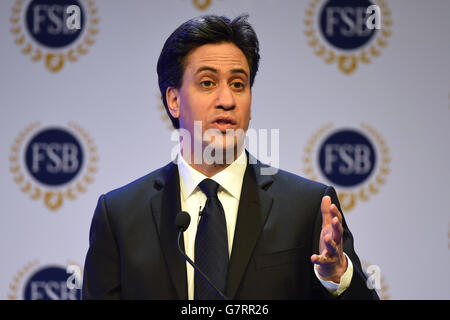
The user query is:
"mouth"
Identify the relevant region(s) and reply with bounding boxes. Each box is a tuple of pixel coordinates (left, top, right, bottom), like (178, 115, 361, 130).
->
(211, 117, 237, 132)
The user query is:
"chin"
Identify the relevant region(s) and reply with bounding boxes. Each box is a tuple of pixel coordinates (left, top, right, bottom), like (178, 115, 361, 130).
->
(202, 128, 246, 164)
(202, 139, 240, 165)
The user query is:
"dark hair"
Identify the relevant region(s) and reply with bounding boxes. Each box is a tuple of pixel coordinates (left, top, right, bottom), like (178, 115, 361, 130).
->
(157, 14, 260, 129)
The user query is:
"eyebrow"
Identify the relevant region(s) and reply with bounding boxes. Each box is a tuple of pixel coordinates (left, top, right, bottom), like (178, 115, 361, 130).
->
(195, 66, 249, 79)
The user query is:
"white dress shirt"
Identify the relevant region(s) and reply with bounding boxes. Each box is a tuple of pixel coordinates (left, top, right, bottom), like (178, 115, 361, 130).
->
(177, 149, 353, 300)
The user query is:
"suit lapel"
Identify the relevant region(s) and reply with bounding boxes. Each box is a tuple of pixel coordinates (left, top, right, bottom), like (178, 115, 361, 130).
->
(227, 158, 274, 299)
(150, 162, 188, 300)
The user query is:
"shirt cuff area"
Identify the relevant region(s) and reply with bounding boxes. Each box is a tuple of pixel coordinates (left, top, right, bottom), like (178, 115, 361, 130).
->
(313, 253, 353, 296)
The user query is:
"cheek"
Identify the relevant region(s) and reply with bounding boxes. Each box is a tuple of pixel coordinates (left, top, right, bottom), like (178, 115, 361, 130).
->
(178, 90, 213, 133)
(240, 94, 252, 124)
(180, 89, 208, 119)
(178, 89, 196, 121)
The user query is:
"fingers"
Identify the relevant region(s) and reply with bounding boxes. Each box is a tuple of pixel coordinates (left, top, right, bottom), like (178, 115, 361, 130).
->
(331, 216, 344, 244)
(325, 233, 338, 256)
(320, 196, 332, 225)
(315, 195, 345, 266)
(321, 195, 332, 216)
(311, 253, 325, 265)
(310, 252, 336, 266)
(330, 203, 343, 222)
(321, 196, 343, 226)
(311, 234, 339, 265)
(322, 233, 339, 258)
(315, 195, 346, 280)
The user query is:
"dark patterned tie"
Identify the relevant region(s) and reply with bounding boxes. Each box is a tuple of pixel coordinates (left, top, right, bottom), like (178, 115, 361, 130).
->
(194, 178, 229, 300)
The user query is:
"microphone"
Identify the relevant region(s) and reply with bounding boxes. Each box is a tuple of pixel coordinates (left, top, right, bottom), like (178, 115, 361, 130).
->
(175, 211, 229, 300)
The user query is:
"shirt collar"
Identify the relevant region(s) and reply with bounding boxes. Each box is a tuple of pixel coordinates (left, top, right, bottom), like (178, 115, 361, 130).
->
(177, 149, 247, 201)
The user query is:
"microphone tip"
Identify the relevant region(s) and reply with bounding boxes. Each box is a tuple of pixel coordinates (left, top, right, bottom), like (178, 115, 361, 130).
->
(175, 211, 191, 232)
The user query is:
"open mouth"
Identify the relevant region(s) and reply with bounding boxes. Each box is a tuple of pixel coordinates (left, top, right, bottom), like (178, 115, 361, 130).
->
(212, 118, 237, 132)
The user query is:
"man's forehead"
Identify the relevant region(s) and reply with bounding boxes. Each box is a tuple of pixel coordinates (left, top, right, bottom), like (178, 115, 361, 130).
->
(185, 43, 250, 73)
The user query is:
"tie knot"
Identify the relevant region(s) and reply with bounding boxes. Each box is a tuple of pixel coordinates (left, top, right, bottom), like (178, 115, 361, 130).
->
(198, 179, 220, 199)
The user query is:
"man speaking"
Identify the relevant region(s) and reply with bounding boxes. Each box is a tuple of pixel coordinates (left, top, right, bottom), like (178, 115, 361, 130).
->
(82, 14, 378, 300)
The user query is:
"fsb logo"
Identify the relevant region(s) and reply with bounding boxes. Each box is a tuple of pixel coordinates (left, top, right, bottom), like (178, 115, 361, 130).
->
(24, 266, 80, 300)
(10, 122, 98, 211)
(302, 123, 390, 211)
(319, 0, 377, 50)
(303, 0, 392, 74)
(25, 0, 84, 48)
(25, 128, 83, 186)
(10, 0, 99, 72)
(8, 261, 82, 300)
(318, 129, 376, 187)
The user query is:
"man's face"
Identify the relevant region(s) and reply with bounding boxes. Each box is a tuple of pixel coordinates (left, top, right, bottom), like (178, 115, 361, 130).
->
(167, 42, 252, 160)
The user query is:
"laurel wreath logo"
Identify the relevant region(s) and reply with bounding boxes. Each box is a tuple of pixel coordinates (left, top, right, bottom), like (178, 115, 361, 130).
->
(302, 123, 390, 212)
(8, 260, 82, 300)
(192, 0, 212, 10)
(303, 0, 392, 75)
(10, 0, 100, 73)
(8, 260, 39, 300)
(9, 122, 99, 211)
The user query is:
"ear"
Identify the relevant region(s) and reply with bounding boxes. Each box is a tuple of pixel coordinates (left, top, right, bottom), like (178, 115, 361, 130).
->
(166, 86, 180, 119)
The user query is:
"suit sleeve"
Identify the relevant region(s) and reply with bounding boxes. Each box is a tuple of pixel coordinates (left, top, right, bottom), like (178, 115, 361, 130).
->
(82, 195, 121, 299)
(311, 185, 379, 300)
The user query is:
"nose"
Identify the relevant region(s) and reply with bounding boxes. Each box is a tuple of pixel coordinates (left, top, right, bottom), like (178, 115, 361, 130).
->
(215, 84, 235, 110)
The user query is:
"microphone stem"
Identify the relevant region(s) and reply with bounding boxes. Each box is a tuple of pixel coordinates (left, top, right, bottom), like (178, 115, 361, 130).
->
(176, 231, 229, 300)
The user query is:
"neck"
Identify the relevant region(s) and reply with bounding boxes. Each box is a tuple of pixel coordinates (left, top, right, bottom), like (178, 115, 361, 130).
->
(180, 146, 244, 177)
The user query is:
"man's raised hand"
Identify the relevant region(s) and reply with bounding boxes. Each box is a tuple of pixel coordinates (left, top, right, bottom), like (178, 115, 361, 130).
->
(311, 195, 348, 283)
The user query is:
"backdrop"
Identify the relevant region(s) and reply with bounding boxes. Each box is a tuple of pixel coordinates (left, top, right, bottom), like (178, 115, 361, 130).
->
(1, 0, 449, 300)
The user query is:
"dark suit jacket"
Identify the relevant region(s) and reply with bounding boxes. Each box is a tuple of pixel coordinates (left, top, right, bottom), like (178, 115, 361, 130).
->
(82, 154, 379, 300)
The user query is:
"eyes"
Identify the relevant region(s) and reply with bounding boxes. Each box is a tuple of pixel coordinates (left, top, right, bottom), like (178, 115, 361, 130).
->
(231, 82, 245, 89)
(199, 79, 246, 91)
(200, 80, 214, 88)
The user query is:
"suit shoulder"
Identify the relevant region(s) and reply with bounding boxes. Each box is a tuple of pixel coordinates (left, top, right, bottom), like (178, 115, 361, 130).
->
(271, 168, 329, 195)
(251, 154, 328, 194)
(102, 162, 173, 207)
